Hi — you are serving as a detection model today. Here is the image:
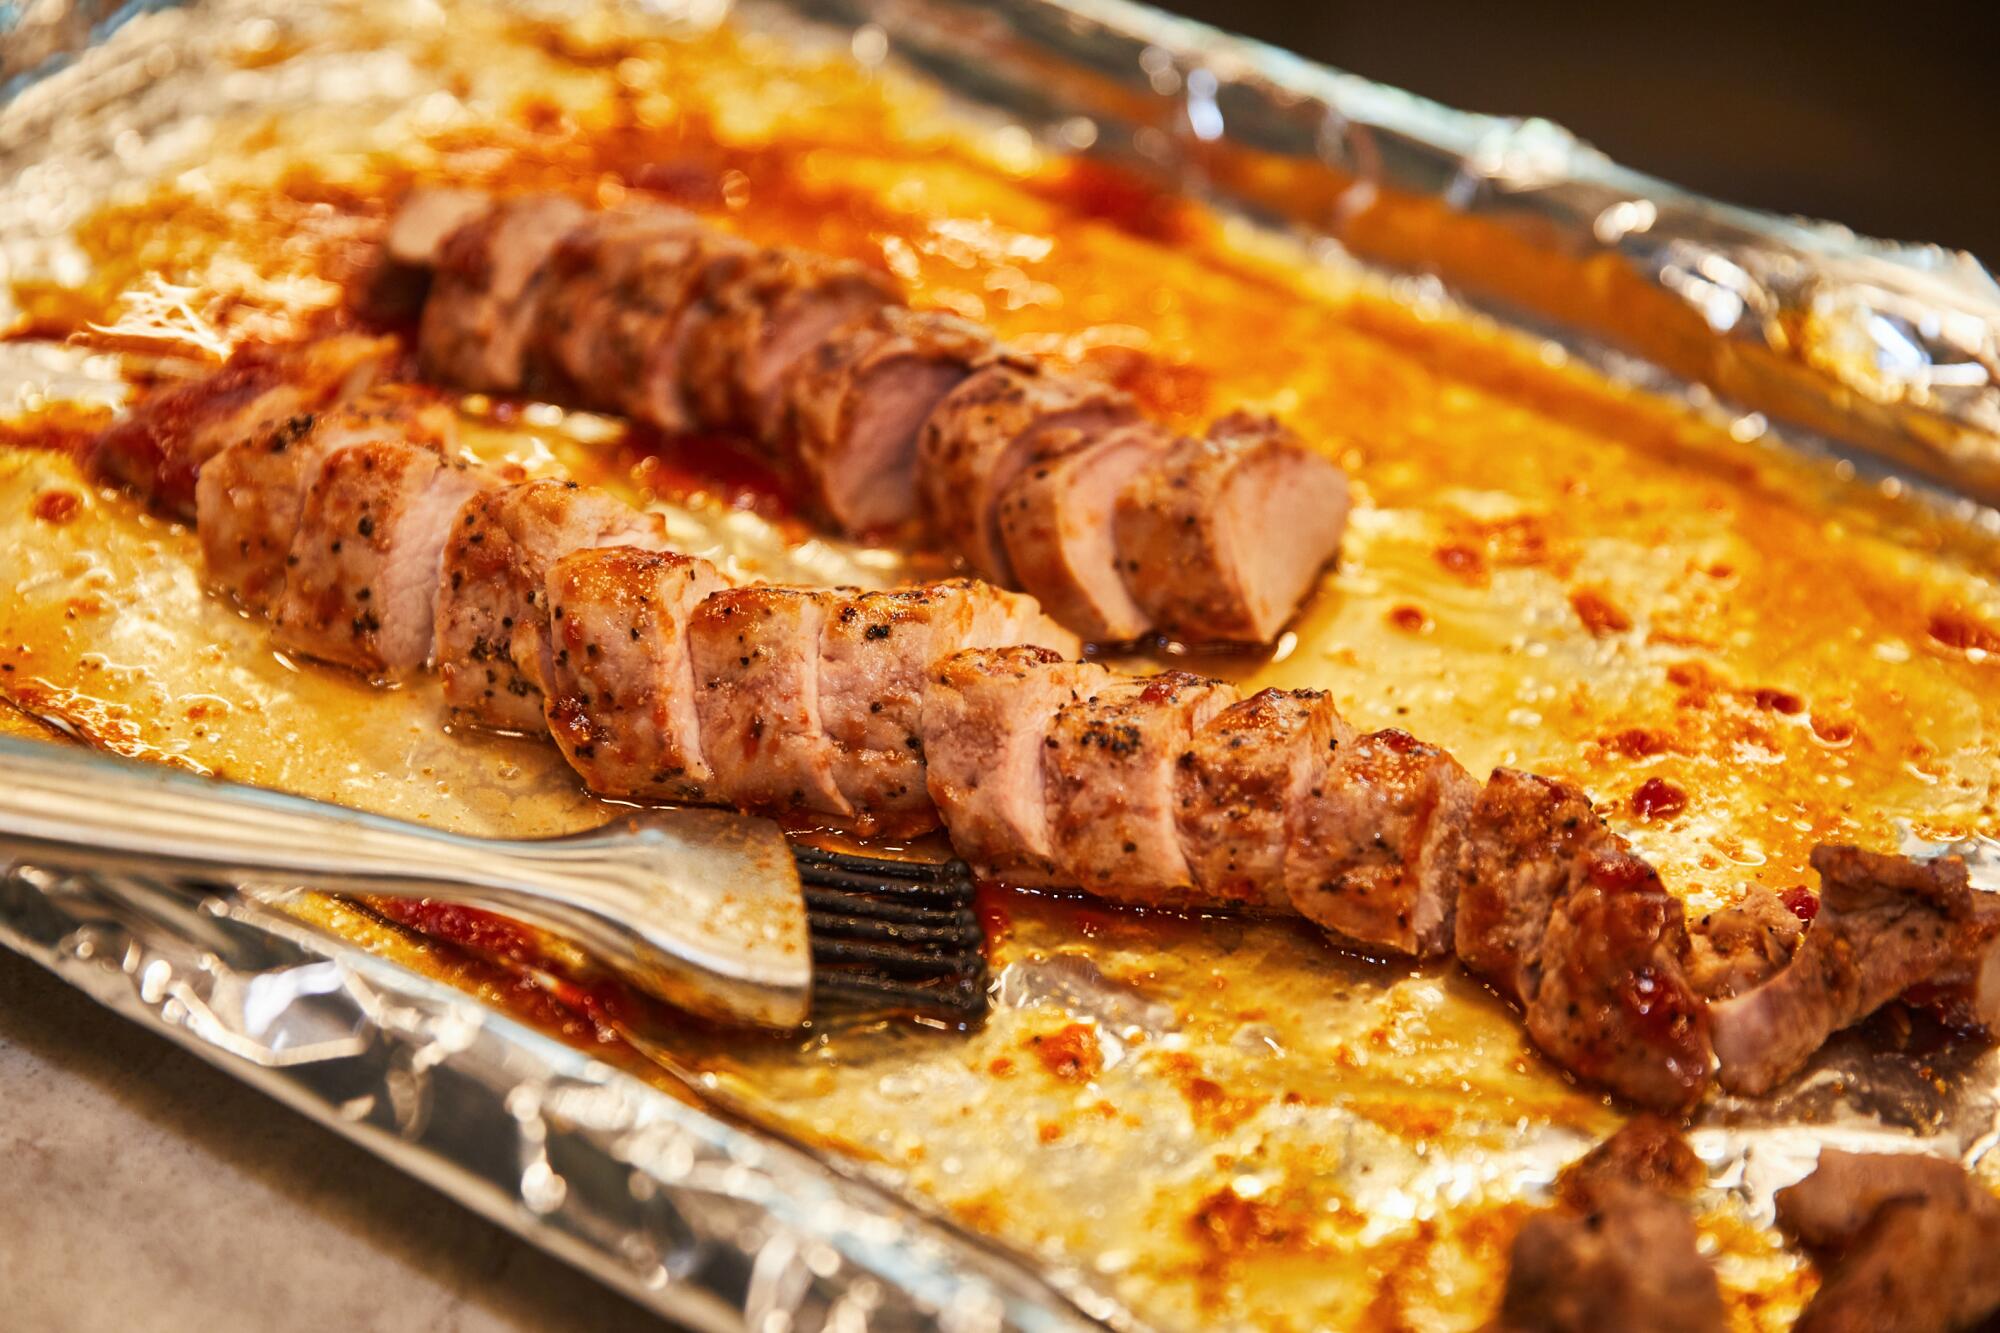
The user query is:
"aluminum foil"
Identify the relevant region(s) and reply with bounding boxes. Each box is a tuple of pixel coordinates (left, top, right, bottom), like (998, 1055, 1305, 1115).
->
(4, 0, 2000, 1329)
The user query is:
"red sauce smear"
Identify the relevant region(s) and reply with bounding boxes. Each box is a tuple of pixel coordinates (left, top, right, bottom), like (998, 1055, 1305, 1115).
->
(1631, 777, 1688, 820)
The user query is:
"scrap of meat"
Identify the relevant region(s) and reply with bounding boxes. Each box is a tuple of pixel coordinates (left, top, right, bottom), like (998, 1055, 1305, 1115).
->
(1686, 885, 1806, 1000)
(1776, 1150, 2000, 1333)
(1710, 845, 1998, 1096)
(418, 194, 588, 393)
(1492, 1117, 1726, 1333)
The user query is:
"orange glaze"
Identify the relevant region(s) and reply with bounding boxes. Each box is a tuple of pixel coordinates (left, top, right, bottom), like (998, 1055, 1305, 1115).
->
(0, 7, 1989, 1327)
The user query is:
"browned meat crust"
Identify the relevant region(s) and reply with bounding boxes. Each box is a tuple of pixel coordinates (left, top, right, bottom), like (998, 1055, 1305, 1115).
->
(1687, 885, 1806, 1000)
(434, 479, 669, 731)
(542, 545, 726, 801)
(1493, 1118, 1725, 1333)
(1176, 688, 1355, 913)
(1711, 845, 1996, 1096)
(1284, 728, 1475, 958)
(1776, 1150, 2000, 1333)
(419, 194, 588, 393)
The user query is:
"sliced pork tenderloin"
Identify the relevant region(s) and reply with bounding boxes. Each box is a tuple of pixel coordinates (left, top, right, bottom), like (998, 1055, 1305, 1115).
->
(541, 546, 728, 802)
(1283, 728, 1477, 958)
(434, 480, 671, 731)
(1493, 1118, 1725, 1333)
(197, 392, 457, 616)
(817, 581, 1078, 832)
(783, 306, 998, 533)
(91, 333, 396, 518)
(418, 193, 588, 393)
(1711, 845, 1997, 1096)
(920, 646, 1114, 883)
(686, 585, 857, 819)
(272, 441, 495, 675)
(917, 362, 1138, 584)
(1112, 411, 1350, 644)
(1453, 770, 1619, 1001)
(1174, 688, 1355, 913)
(1044, 671, 1241, 903)
(1524, 845, 1715, 1111)
(681, 248, 904, 438)
(1776, 1150, 2000, 1333)
(533, 204, 709, 412)
(997, 420, 1171, 643)
(1452, 770, 1714, 1109)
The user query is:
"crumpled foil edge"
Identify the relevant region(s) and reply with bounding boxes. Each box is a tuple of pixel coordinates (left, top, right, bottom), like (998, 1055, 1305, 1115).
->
(0, 863, 1132, 1332)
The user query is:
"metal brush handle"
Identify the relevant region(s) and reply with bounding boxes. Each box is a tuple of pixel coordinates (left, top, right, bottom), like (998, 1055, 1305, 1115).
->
(0, 736, 811, 1027)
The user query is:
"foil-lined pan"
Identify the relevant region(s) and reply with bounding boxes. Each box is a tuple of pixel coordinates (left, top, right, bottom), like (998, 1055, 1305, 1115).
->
(3, 0, 2000, 1329)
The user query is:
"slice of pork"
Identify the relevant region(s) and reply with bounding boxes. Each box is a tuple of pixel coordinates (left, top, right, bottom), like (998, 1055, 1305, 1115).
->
(542, 546, 728, 802)
(1175, 688, 1355, 914)
(533, 204, 709, 414)
(1525, 845, 1715, 1111)
(817, 580, 1079, 832)
(686, 585, 856, 818)
(1044, 671, 1240, 903)
(917, 362, 1138, 584)
(681, 248, 904, 439)
(997, 420, 1170, 643)
(1776, 1150, 2000, 1333)
(1686, 885, 1806, 1000)
(1493, 1118, 1725, 1333)
(434, 479, 671, 731)
(272, 441, 495, 675)
(1113, 411, 1350, 644)
(197, 392, 457, 616)
(90, 333, 396, 518)
(384, 187, 492, 268)
(783, 306, 998, 533)
(1283, 728, 1477, 958)
(920, 646, 1113, 883)
(1453, 770, 1618, 1002)
(418, 193, 588, 394)
(1711, 845, 1996, 1097)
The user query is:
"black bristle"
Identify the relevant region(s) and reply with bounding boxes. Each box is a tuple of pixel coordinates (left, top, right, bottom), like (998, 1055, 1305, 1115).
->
(791, 845, 988, 1025)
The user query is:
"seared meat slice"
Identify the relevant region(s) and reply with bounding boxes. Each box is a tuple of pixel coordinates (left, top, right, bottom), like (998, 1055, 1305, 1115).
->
(542, 546, 727, 801)
(434, 480, 670, 731)
(1454, 770, 1617, 1002)
(1113, 412, 1351, 644)
(1777, 1150, 2000, 1333)
(1283, 728, 1477, 958)
(687, 586, 855, 817)
(921, 646, 1113, 882)
(917, 362, 1139, 584)
(1175, 688, 1354, 913)
(384, 186, 492, 268)
(90, 334, 396, 518)
(997, 420, 1170, 643)
(682, 248, 904, 437)
(783, 307, 997, 533)
(1711, 845, 1996, 1096)
(817, 581, 1078, 831)
(1525, 846, 1714, 1111)
(1494, 1119, 1725, 1333)
(533, 204, 708, 412)
(419, 193, 588, 393)
(272, 441, 494, 675)
(197, 392, 457, 616)
(1687, 886, 1806, 1000)
(1045, 671, 1240, 902)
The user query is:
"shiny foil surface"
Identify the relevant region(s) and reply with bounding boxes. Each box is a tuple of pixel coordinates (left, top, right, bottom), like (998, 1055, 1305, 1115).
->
(3, 0, 2000, 1330)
